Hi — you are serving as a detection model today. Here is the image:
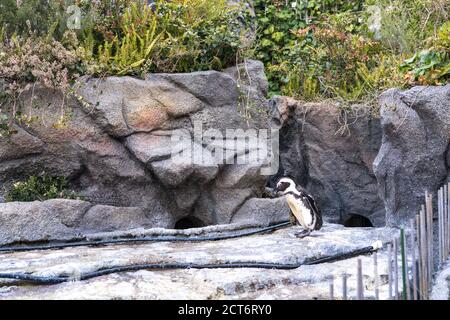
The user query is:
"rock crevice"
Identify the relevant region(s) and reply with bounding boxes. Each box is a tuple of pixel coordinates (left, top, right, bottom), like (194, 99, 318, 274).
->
(268, 97, 385, 226)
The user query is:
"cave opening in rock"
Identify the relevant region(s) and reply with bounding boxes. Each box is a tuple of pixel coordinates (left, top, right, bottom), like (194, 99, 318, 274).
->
(175, 216, 206, 229)
(343, 214, 374, 228)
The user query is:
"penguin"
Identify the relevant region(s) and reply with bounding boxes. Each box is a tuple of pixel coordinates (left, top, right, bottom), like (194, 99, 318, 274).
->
(274, 177, 322, 238)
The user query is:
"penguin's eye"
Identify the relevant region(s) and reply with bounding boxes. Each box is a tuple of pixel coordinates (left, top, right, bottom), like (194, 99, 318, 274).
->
(277, 182, 290, 191)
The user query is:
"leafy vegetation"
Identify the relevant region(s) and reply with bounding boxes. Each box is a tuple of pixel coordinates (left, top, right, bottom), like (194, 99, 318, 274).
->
(0, 0, 68, 38)
(0, 0, 449, 127)
(5, 174, 81, 202)
(251, 0, 449, 101)
(0, 0, 248, 135)
(252, 0, 365, 95)
(0, 30, 84, 136)
(400, 21, 450, 85)
(80, 0, 247, 76)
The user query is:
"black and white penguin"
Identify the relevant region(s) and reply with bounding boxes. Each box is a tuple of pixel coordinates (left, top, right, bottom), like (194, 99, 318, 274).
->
(275, 177, 322, 238)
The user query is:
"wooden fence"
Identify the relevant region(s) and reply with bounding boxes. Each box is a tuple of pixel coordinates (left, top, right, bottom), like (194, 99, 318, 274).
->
(329, 182, 450, 300)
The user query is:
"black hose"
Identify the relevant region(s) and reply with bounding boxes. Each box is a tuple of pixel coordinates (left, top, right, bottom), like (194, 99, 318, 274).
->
(303, 246, 376, 265)
(0, 221, 292, 253)
(0, 245, 379, 285)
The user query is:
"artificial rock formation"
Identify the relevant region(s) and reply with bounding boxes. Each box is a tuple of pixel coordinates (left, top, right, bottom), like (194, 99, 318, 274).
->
(373, 85, 450, 226)
(269, 97, 385, 226)
(268, 85, 450, 228)
(1, 58, 449, 233)
(0, 60, 273, 230)
(0, 198, 291, 246)
(0, 199, 171, 245)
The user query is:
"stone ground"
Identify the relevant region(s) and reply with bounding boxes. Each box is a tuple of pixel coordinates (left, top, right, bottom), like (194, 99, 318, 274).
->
(0, 223, 401, 300)
(431, 259, 450, 300)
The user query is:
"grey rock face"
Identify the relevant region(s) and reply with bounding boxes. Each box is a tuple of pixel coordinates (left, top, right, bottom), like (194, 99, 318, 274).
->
(0, 60, 271, 231)
(76, 76, 206, 137)
(269, 97, 385, 226)
(79, 204, 170, 233)
(148, 70, 240, 109)
(373, 85, 450, 226)
(0, 199, 92, 245)
(125, 131, 175, 164)
(431, 260, 450, 300)
(0, 126, 44, 162)
(232, 197, 291, 226)
(224, 59, 269, 115)
(0, 199, 175, 245)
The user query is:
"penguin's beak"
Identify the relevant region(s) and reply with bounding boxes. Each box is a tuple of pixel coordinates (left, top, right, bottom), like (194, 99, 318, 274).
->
(264, 187, 277, 198)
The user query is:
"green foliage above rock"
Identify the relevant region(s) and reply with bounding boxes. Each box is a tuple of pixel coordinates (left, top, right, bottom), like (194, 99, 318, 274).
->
(0, 0, 448, 120)
(0, 0, 68, 38)
(251, 0, 365, 96)
(0, 0, 249, 136)
(81, 0, 248, 76)
(400, 21, 450, 85)
(251, 0, 449, 101)
(5, 174, 81, 202)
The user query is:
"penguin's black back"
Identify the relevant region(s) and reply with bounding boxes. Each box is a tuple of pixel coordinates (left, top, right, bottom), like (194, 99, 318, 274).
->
(301, 192, 322, 231)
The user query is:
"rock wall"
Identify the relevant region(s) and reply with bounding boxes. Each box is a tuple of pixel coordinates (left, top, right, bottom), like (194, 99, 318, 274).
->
(1, 59, 449, 232)
(374, 85, 450, 226)
(0, 199, 171, 245)
(268, 97, 385, 226)
(269, 85, 450, 227)
(0, 60, 275, 230)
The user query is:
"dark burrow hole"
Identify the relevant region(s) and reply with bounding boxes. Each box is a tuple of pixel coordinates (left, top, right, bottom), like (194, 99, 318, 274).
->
(175, 216, 206, 229)
(343, 214, 374, 228)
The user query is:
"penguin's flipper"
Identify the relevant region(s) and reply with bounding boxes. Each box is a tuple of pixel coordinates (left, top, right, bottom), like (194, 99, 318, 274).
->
(302, 193, 323, 230)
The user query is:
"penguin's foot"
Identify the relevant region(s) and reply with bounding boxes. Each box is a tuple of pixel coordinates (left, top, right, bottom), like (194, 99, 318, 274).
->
(294, 230, 311, 239)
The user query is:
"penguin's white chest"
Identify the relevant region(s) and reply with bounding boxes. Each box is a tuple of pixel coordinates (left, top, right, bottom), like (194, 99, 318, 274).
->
(285, 194, 313, 229)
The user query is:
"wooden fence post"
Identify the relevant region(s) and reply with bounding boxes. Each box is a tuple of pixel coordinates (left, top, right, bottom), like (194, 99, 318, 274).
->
(410, 219, 418, 300)
(329, 275, 334, 300)
(357, 258, 364, 300)
(374, 251, 379, 300)
(394, 237, 399, 300)
(342, 273, 347, 301)
(387, 242, 393, 300)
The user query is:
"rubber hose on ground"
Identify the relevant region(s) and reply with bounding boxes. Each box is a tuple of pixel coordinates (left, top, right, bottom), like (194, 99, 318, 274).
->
(0, 242, 383, 285)
(0, 221, 292, 253)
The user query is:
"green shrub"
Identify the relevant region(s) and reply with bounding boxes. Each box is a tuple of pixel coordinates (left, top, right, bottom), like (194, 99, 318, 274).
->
(0, 31, 84, 135)
(5, 174, 81, 202)
(82, 0, 247, 76)
(286, 27, 382, 100)
(0, 0, 247, 77)
(400, 21, 450, 85)
(87, 2, 162, 76)
(365, 0, 449, 86)
(365, 0, 449, 54)
(252, 0, 447, 102)
(286, 24, 408, 102)
(0, 0, 69, 39)
(251, 0, 365, 96)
